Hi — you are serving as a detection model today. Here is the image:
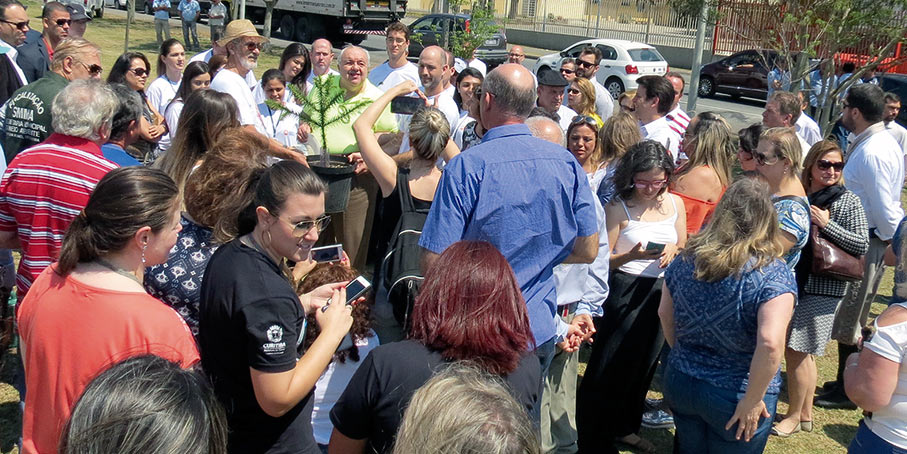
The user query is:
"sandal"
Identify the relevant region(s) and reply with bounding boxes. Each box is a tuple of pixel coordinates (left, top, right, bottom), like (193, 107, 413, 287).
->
(801, 420, 813, 432)
(770, 422, 801, 438)
(617, 434, 655, 453)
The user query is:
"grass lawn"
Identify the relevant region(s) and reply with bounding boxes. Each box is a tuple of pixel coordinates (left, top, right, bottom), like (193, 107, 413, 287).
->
(0, 3, 897, 453)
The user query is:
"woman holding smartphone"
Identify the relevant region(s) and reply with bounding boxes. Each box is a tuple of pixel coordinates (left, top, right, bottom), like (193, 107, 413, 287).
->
(198, 161, 356, 454)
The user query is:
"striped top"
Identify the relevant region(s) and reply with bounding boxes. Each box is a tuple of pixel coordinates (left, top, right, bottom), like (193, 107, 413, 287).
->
(0, 134, 118, 297)
(666, 105, 691, 137)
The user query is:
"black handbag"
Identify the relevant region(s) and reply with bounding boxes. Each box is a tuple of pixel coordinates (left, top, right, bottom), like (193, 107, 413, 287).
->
(810, 224, 865, 281)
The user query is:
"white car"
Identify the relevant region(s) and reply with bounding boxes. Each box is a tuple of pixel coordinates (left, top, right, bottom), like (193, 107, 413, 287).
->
(533, 39, 668, 99)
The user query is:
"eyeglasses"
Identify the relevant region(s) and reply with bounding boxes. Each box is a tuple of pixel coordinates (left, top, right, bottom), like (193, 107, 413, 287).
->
(634, 179, 668, 190)
(508, 53, 524, 58)
(54, 18, 72, 26)
(571, 115, 597, 126)
(386, 37, 406, 44)
(0, 19, 29, 30)
(78, 61, 103, 76)
(752, 150, 782, 165)
(275, 214, 331, 237)
(576, 60, 595, 68)
(129, 67, 149, 77)
(560, 68, 575, 75)
(567, 88, 581, 95)
(816, 159, 845, 171)
(244, 41, 263, 51)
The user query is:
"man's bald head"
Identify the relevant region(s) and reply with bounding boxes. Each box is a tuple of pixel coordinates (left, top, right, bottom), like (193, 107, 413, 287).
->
(311, 38, 334, 76)
(508, 46, 526, 64)
(526, 116, 565, 147)
(419, 45, 449, 94)
(482, 63, 537, 118)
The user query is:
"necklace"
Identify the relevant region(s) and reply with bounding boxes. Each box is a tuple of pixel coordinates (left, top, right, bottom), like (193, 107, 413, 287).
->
(95, 257, 142, 285)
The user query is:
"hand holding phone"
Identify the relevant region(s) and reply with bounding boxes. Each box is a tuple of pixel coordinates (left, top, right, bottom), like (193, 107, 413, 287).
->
(311, 244, 343, 263)
(391, 96, 425, 115)
(646, 242, 666, 254)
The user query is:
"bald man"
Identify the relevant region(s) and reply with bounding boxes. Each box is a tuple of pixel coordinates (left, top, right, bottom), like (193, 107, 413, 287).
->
(397, 45, 459, 156)
(508, 45, 526, 65)
(526, 115, 564, 146)
(307, 38, 339, 84)
(419, 63, 600, 423)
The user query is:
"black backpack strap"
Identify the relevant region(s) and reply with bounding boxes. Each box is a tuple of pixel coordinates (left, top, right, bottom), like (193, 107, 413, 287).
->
(397, 168, 417, 214)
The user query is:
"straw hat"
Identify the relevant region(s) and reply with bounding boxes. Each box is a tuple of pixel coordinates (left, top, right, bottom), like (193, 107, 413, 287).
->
(217, 19, 268, 47)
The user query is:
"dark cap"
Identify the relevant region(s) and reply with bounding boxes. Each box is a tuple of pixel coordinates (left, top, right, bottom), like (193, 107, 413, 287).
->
(66, 3, 91, 22)
(537, 68, 568, 87)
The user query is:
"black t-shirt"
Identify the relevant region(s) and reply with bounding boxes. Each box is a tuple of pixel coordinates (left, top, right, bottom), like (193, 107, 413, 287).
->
(330, 340, 540, 454)
(198, 239, 319, 454)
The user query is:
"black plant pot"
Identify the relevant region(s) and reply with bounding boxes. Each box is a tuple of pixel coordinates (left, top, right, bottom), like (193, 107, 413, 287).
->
(308, 155, 356, 213)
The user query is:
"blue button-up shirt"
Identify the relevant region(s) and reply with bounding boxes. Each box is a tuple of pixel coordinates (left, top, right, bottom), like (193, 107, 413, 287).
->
(178, 0, 200, 21)
(419, 123, 599, 345)
(153, 0, 170, 19)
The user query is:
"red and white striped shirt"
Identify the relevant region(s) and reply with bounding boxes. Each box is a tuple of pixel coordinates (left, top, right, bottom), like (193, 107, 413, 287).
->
(666, 105, 691, 137)
(0, 134, 118, 297)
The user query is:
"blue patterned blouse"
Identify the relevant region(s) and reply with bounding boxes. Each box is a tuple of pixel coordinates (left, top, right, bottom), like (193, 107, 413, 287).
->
(773, 196, 810, 269)
(665, 255, 797, 394)
(144, 215, 218, 336)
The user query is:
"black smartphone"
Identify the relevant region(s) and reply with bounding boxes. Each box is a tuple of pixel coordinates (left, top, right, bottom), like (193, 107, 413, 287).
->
(311, 244, 343, 263)
(646, 242, 666, 253)
(390, 96, 424, 115)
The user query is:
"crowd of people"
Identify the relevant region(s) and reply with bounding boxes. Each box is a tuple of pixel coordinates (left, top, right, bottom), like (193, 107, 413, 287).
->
(1, 1, 907, 453)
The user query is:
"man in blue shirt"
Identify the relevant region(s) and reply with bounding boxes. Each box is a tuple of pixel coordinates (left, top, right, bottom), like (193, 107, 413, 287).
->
(418, 63, 600, 418)
(178, 0, 200, 51)
(153, 0, 171, 45)
(101, 84, 142, 167)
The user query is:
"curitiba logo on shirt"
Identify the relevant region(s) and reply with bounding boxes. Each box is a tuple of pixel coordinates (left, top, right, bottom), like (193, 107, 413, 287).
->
(263, 325, 287, 355)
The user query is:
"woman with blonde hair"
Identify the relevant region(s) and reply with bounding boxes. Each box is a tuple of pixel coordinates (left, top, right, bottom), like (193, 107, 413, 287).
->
(596, 112, 643, 205)
(671, 112, 735, 234)
(567, 78, 602, 127)
(659, 177, 796, 453)
(755, 127, 810, 269)
(771, 140, 868, 437)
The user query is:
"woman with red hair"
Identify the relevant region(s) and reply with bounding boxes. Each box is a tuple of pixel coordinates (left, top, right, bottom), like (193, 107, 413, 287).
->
(328, 240, 540, 454)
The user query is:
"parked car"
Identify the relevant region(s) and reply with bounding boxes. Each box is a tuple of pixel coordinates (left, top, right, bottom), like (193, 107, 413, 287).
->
(533, 38, 668, 99)
(104, 0, 126, 10)
(407, 13, 508, 68)
(698, 49, 817, 101)
(880, 73, 907, 128)
(63, 0, 105, 18)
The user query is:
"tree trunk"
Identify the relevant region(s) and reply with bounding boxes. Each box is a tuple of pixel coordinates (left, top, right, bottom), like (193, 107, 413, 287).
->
(263, 0, 276, 40)
(124, 0, 135, 52)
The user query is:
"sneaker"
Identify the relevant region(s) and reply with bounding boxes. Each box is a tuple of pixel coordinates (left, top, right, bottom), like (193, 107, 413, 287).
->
(814, 388, 857, 410)
(641, 409, 675, 429)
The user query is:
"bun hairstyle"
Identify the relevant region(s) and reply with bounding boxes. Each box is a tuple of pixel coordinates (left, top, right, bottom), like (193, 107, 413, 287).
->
(409, 107, 450, 163)
(56, 167, 180, 276)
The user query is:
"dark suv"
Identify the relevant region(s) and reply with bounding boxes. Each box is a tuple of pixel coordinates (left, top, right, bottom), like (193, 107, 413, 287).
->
(407, 13, 507, 67)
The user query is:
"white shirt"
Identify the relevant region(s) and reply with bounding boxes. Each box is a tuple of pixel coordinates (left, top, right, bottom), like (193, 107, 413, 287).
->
(210, 68, 266, 132)
(863, 306, 907, 449)
(163, 99, 184, 146)
(311, 331, 378, 445)
(665, 105, 690, 135)
(467, 58, 487, 77)
(843, 122, 905, 241)
(398, 90, 459, 155)
(307, 69, 339, 85)
(795, 112, 823, 146)
(442, 84, 456, 99)
(257, 100, 300, 148)
(368, 60, 419, 92)
(640, 116, 682, 158)
(555, 104, 578, 132)
(191, 49, 257, 87)
(886, 121, 907, 156)
(252, 79, 312, 105)
(590, 77, 615, 122)
(145, 75, 181, 117)
(796, 132, 811, 164)
(1, 41, 27, 86)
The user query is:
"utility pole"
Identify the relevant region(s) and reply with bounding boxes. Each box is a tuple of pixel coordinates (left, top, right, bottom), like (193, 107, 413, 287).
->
(686, 0, 709, 113)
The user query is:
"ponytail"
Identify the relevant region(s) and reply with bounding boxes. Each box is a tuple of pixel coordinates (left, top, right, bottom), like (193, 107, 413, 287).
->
(57, 212, 100, 275)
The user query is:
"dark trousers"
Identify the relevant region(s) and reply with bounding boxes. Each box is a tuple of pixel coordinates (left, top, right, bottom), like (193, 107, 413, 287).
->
(576, 271, 664, 453)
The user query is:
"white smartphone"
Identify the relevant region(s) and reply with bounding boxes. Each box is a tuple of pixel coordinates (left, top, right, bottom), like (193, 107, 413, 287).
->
(344, 276, 372, 304)
(311, 244, 343, 263)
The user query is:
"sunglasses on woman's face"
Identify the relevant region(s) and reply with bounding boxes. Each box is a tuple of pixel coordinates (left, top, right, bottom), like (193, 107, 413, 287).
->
(130, 67, 149, 77)
(816, 159, 844, 171)
(567, 88, 581, 95)
(752, 151, 782, 166)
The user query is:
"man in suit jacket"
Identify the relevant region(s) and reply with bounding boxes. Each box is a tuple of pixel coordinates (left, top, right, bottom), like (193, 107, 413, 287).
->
(0, 0, 29, 104)
(16, 1, 69, 83)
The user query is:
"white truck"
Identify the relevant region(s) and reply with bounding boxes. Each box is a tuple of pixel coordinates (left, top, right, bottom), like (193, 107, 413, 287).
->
(236, 0, 407, 44)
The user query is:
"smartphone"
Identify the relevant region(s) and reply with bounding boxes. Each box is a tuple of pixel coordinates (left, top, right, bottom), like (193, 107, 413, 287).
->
(390, 96, 424, 115)
(646, 242, 665, 254)
(311, 244, 343, 263)
(344, 276, 372, 304)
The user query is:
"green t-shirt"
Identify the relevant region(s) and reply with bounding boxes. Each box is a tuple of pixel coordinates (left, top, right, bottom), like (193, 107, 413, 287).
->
(304, 75, 398, 155)
(2, 72, 68, 163)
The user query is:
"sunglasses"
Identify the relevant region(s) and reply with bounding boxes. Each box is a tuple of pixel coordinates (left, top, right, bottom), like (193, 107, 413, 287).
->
(0, 19, 29, 30)
(752, 151, 782, 165)
(77, 61, 103, 76)
(130, 67, 149, 77)
(244, 41, 263, 51)
(571, 115, 597, 126)
(560, 68, 575, 75)
(567, 88, 581, 95)
(634, 179, 668, 190)
(276, 214, 331, 237)
(576, 60, 595, 68)
(54, 18, 72, 26)
(817, 159, 844, 171)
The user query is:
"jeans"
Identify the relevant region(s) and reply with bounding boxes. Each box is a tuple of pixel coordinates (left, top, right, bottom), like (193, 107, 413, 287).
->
(154, 18, 171, 45)
(181, 18, 199, 49)
(210, 24, 225, 43)
(849, 420, 907, 453)
(664, 365, 777, 454)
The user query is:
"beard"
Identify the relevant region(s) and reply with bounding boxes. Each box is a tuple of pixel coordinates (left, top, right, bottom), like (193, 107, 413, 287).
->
(240, 56, 258, 71)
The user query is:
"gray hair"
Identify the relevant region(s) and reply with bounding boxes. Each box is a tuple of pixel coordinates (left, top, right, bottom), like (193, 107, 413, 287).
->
(340, 44, 369, 67)
(484, 69, 537, 119)
(60, 355, 228, 454)
(525, 116, 565, 147)
(393, 362, 540, 454)
(51, 79, 116, 143)
(409, 107, 450, 162)
(107, 83, 143, 142)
